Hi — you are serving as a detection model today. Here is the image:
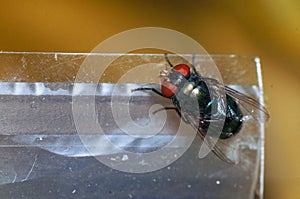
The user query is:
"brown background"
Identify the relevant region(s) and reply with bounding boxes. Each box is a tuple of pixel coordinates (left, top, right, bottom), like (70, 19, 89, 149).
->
(0, 1, 299, 198)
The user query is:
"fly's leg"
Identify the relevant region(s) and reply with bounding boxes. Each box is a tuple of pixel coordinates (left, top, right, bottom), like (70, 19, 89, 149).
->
(152, 107, 189, 123)
(132, 87, 188, 123)
(164, 53, 174, 67)
(131, 87, 165, 97)
(153, 107, 179, 115)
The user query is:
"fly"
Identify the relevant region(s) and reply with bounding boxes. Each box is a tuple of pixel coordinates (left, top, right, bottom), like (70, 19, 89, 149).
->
(132, 54, 269, 164)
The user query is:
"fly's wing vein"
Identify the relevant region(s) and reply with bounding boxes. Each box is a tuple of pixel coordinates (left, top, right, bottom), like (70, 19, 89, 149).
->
(183, 113, 238, 164)
(203, 77, 270, 121)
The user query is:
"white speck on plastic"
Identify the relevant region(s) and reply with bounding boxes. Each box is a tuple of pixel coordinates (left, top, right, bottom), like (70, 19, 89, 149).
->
(128, 193, 133, 198)
(239, 70, 246, 75)
(21, 57, 27, 68)
(187, 184, 192, 188)
(216, 180, 221, 185)
(153, 178, 156, 182)
(122, 154, 128, 161)
(72, 189, 76, 194)
(167, 178, 171, 182)
(110, 157, 116, 161)
(167, 166, 171, 170)
(138, 159, 149, 166)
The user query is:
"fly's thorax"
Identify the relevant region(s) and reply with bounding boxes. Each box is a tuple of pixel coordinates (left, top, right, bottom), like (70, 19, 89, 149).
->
(181, 82, 210, 100)
(172, 80, 210, 117)
(182, 82, 195, 95)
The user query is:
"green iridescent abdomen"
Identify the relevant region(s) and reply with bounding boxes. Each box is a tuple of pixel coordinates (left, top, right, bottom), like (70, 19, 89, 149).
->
(200, 84, 243, 139)
(173, 80, 243, 139)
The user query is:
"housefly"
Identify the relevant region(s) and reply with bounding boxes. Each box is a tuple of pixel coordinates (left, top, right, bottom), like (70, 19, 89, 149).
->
(132, 54, 269, 164)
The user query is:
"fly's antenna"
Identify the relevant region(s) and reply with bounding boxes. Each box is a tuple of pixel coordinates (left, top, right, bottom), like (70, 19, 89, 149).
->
(164, 53, 174, 67)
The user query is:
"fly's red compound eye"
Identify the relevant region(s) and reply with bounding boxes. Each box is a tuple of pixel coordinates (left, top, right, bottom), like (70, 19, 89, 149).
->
(173, 64, 190, 77)
(161, 81, 178, 98)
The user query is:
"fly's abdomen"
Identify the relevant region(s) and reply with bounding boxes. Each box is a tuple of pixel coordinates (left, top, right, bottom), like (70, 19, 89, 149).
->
(202, 94, 243, 139)
(219, 95, 243, 139)
(174, 80, 243, 139)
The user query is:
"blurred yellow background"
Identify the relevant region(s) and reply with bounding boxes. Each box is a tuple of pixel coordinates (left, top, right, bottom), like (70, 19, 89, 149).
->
(0, 1, 299, 198)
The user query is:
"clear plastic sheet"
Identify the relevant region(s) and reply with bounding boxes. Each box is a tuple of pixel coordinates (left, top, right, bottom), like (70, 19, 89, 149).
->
(0, 52, 266, 198)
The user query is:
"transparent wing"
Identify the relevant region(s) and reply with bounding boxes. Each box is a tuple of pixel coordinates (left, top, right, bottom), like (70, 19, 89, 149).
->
(183, 113, 239, 164)
(203, 77, 270, 122)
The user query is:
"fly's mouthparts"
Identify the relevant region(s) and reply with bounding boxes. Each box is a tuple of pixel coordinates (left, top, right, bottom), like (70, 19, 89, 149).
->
(159, 69, 169, 77)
